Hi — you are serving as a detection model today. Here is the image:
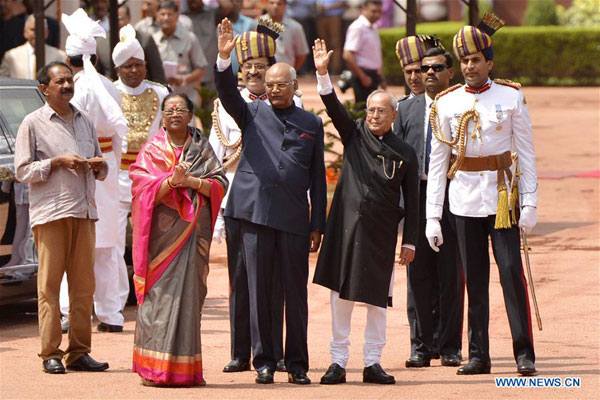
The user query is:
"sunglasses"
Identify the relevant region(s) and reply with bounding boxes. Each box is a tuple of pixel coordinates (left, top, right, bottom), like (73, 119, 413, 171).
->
(420, 64, 447, 73)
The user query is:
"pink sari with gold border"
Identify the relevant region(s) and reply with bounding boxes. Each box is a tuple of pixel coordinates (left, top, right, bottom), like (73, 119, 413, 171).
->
(129, 127, 227, 386)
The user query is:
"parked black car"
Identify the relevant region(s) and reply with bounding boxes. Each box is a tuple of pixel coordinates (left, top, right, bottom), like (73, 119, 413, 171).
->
(0, 78, 45, 305)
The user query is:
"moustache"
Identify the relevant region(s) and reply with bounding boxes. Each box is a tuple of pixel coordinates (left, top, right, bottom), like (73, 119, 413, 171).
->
(246, 72, 262, 80)
(61, 88, 74, 94)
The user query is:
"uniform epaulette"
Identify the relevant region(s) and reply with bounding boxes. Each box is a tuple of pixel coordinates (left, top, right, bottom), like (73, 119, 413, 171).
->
(493, 78, 521, 90)
(435, 83, 462, 100)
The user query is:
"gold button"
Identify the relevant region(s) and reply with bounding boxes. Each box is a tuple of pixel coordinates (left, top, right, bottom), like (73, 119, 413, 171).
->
(474, 99, 479, 103)
(496, 126, 502, 131)
(480, 172, 483, 176)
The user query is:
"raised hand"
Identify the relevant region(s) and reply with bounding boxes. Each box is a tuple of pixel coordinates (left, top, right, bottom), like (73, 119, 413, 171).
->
(217, 18, 237, 60)
(312, 38, 333, 76)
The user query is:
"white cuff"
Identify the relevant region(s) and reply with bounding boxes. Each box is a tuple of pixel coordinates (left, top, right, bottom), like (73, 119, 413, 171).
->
(216, 55, 231, 72)
(316, 71, 333, 95)
(401, 244, 415, 251)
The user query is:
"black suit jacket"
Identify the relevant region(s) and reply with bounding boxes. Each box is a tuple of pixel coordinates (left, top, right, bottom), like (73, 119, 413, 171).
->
(313, 89, 419, 308)
(215, 64, 327, 237)
(394, 94, 427, 176)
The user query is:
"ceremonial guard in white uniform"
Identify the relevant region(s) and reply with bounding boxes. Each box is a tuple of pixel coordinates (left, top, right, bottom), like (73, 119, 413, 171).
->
(113, 25, 169, 313)
(426, 14, 539, 376)
(209, 17, 302, 374)
(59, 9, 130, 332)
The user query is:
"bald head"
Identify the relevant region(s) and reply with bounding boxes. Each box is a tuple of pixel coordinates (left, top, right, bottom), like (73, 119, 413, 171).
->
(266, 62, 296, 82)
(265, 62, 298, 109)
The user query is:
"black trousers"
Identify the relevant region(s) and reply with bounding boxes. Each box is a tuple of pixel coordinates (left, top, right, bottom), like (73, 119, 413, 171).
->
(224, 217, 284, 363)
(351, 68, 380, 106)
(407, 181, 464, 358)
(239, 220, 310, 373)
(455, 215, 535, 364)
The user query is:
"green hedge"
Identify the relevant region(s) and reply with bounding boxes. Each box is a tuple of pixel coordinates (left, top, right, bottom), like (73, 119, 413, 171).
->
(380, 24, 600, 86)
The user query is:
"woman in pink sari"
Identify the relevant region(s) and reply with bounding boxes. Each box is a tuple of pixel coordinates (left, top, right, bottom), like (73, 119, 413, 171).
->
(130, 93, 227, 386)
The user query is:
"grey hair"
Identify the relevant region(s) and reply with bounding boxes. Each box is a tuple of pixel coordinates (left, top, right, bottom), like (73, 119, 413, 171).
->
(366, 89, 398, 110)
(25, 14, 48, 30)
(289, 66, 297, 81)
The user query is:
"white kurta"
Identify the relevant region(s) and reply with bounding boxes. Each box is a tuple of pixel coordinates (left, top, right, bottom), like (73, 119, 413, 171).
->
(71, 70, 127, 248)
(114, 79, 169, 203)
(426, 80, 538, 220)
(113, 79, 168, 310)
(208, 88, 303, 239)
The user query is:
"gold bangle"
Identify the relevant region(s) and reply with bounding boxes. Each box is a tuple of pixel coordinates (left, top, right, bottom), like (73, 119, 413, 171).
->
(167, 177, 177, 188)
(198, 178, 204, 191)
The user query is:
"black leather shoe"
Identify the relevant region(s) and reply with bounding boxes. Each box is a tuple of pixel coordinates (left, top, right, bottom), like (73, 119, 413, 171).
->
(441, 354, 462, 367)
(288, 371, 311, 385)
(97, 322, 123, 333)
(320, 363, 346, 384)
(66, 354, 109, 372)
(255, 367, 274, 384)
(363, 364, 395, 384)
(405, 355, 431, 368)
(276, 359, 287, 372)
(43, 358, 66, 374)
(457, 360, 491, 375)
(517, 359, 537, 376)
(223, 359, 250, 373)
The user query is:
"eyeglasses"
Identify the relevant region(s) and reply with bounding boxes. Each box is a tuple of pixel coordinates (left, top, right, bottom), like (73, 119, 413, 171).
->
(420, 64, 447, 73)
(242, 63, 267, 71)
(163, 108, 190, 116)
(265, 81, 294, 90)
(366, 107, 390, 116)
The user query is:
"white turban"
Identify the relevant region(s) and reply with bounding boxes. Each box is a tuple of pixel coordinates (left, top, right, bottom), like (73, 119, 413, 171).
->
(62, 8, 105, 57)
(112, 25, 145, 67)
(62, 9, 129, 141)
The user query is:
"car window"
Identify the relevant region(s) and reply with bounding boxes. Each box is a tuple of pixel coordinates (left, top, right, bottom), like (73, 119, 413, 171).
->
(0, 87, 45, 155)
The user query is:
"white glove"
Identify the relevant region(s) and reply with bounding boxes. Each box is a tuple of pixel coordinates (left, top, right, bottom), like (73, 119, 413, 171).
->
(519, 206, 537, 234)
(212, 211, 226, 243)
(425, 218, 443, 252)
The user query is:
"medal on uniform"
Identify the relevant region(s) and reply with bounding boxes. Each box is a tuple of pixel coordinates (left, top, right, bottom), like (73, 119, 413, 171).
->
(495, 104, 503, 122)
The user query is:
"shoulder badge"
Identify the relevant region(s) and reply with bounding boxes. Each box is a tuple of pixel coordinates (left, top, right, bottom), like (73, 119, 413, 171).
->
(435, 83, 462, 100)
(494, 78, 521, 90)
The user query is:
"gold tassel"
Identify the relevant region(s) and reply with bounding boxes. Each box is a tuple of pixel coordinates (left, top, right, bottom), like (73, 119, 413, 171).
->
(495, 183, 512, 229)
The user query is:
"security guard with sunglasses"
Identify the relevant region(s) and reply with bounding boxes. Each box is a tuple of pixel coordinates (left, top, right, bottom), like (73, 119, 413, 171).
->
(394, 40, 465, 371)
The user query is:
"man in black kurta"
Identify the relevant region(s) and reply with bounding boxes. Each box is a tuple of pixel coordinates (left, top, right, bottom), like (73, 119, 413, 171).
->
(311, 39, 419, 385)
(215, 18, 327, 385)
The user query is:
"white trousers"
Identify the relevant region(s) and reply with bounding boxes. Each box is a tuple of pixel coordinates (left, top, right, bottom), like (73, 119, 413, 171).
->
(329, 290, 387, 368)
(115, 200, 132, 310)
(60, 246, 124, 326)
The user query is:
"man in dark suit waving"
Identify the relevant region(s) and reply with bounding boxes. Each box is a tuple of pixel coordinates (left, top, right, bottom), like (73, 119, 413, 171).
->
(394, 46, 464, 369)
(312, 38, 419, 385)
(215, 17, 327, 385)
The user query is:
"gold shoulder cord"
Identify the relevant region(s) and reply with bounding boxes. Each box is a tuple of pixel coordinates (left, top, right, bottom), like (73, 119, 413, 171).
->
(211, 98, 242, 169)
(429, 84, 480, 179)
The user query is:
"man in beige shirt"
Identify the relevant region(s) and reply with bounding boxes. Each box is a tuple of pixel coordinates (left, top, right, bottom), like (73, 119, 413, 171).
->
(153, 0, 206, 103)
(14, 61, 109, 375)
(0, 15, 66, 79)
